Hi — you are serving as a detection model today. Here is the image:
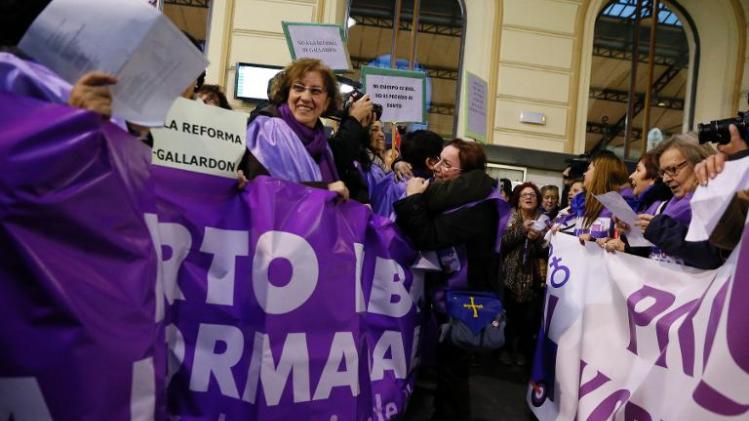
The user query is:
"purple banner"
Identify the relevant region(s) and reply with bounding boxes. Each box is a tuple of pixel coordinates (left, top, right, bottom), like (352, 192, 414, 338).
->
(0, 90, 424, 420)
(152, 169, 424, 420)
(0, 92, 164, 420)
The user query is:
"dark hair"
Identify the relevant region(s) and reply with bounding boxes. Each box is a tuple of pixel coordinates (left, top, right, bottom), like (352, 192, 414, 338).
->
(197, 84, 232, 110)
(400, 130, 444, 173)
(510, 182, 542, 209)
(269, 58, 341, 116)
(638, 151, 660, 181)
(446, 138, 487, 172)
(499, 178, 513, 199)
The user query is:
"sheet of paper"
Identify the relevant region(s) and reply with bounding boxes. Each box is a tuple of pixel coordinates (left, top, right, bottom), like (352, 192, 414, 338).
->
(594, 191, 653, 247)
(19, 0, 208, 126)
(685, 156, 749, 241)
(151, 98, 248, 179)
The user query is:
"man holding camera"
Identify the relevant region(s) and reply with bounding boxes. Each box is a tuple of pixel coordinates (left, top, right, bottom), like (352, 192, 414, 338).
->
(695, 123, 749, 251)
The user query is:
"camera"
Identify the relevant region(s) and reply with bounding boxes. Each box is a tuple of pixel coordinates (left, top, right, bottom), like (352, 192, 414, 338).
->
(344, 88, 383, 121)
(329, 76, 383, 123)
(697, 111, 749, 145)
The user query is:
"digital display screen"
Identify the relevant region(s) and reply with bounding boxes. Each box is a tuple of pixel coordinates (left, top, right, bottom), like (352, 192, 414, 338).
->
(234, 63, 282, 101)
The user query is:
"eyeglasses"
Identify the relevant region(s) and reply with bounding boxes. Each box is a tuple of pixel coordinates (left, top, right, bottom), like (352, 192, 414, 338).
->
(658, 160, 689, 178)
(520, 193, 537, 199)
(432, 157, 461, 172)
(291, 83, 326, 97)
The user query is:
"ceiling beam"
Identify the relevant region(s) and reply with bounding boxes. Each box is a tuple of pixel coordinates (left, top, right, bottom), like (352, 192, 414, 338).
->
(350, 56, 459, 81)
(164, 0, 209, 8)
(350, 14, 463, 38)
(589, 87, 684, 110)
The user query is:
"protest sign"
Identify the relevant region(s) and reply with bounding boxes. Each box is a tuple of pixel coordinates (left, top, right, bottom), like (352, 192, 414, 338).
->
(530, 232, 749, 420)
(19, 0, 208, 126)
(361, 66, 427, 124)
(0, 92, 164, 420)
(151, 168, 424, 420)
(463, 72, 488, 142)
(0, 90, 424, 419)
(151, 98, 247, 179)
(282, 22, 352, 72)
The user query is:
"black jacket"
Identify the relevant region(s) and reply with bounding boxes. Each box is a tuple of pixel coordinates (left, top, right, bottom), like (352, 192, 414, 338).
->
(394, 170, 500, 292)
(644, 214, 727, 270)
(328, 116, 370, 203)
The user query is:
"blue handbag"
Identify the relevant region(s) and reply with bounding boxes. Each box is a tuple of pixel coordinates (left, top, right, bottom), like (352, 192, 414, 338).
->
(444, 290, 506, 351)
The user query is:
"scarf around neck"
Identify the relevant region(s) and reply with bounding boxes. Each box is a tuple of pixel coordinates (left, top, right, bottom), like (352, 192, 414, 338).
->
(277, 103, 339, 183)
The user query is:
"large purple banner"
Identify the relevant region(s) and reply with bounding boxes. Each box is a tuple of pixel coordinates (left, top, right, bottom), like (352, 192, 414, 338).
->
(0, 92, 163, 420)
(0, 90, 424, 420)
(151, 168, 424, 420)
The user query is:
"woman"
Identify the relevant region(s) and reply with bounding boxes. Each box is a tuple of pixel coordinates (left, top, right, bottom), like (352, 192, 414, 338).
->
(238, 58, 348, 197)
(394, 139, 501, 421)
(600, 152, 672, 254)
(499, 182, 548, 367)
(357, 120, 406, 216)
(540, 185, 560, 220)
(367, 120, 389, 172)
(636, 135, 725, 268)
(550, 179, 583, 235)
(577, 150, 630, 241)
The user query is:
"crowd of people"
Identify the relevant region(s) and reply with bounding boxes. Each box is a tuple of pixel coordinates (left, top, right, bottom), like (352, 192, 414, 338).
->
(2, 1, 749, 420)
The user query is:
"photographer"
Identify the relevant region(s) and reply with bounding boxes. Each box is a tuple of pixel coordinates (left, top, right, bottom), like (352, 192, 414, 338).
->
(328, 93, 375, 203)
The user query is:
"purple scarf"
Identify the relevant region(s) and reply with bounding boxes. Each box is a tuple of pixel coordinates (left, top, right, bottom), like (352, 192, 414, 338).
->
(277, 103, 339, 183)
(662, 191, 693, 225)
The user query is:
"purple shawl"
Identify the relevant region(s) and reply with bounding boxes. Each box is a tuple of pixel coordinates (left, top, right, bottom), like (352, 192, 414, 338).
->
(277, 103, 339, 183)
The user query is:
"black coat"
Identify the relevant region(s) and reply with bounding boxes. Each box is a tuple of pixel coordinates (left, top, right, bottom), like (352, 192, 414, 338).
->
(394, 170, 500, 292)
(644, 214, 727, 270)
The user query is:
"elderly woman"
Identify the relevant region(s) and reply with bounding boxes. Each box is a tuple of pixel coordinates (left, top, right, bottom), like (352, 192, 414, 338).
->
(394, 139, 501, 421)
(637, 134, 726, 268)
(499, 182, 548, 367)
(238, 58, 349, 197)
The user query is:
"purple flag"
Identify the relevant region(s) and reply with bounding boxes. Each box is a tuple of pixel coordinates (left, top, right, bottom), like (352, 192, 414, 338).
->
(151, 167, 424, 420)
(0, 92, 163, 420)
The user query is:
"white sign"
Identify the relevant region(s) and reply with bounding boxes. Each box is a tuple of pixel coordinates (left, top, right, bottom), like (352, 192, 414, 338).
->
(19, 0, 208, 126)
(464, 72, 487, 142)
(282, 22, 351, 71)
(361, 67, 426, 124)
(151, 98, 247, 179)
(686, 155, 749, 241)
(531, 232, 748, 420)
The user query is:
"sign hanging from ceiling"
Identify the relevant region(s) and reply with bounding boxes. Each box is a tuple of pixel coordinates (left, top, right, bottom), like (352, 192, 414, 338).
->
(282, 22, 352, 72)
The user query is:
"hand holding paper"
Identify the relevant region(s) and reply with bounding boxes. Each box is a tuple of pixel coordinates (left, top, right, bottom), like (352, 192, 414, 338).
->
(594, 191, 653, 247)
(20, 0, 208, 126)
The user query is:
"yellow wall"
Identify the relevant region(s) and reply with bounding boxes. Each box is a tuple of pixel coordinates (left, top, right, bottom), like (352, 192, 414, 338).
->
(204, 0, 345, 111)
(205, 0, 748, 155)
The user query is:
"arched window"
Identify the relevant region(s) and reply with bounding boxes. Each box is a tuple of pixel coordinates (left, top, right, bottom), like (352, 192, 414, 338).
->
(585, 0, 698, 159)
(346, 0, 466, 140)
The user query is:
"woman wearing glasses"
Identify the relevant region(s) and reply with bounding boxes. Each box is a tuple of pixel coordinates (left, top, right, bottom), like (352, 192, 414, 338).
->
(238, 58, 369, 198)
(498, 182, 549, 367)
(633, 134, 726, 268)
(394, 139, 502, 420)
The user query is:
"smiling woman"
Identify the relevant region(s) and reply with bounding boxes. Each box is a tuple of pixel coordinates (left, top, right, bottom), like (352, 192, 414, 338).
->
(238, 58, 348, 196)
